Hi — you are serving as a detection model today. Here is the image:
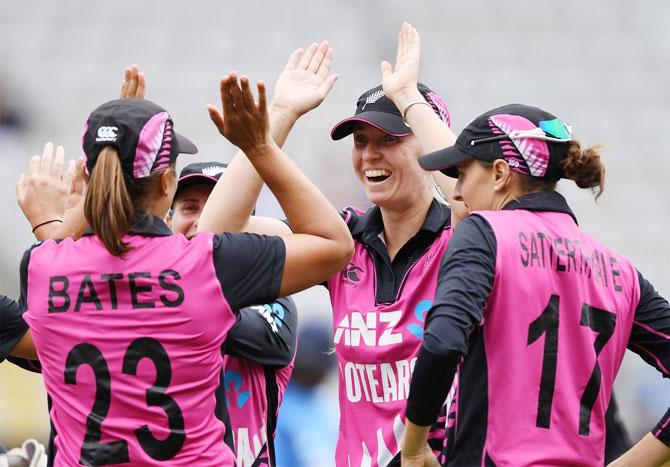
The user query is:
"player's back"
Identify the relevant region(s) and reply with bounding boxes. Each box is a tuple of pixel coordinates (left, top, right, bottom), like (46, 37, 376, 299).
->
(469, 209, 639, 466)
(23, 231, 237, 466)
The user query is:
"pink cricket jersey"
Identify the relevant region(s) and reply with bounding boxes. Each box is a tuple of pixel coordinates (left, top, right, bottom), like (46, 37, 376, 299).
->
(23, 232, 238, 466)
(475, 209, 640, 466)
(328, 216, 452, 467)
(223, 354, 294, 466)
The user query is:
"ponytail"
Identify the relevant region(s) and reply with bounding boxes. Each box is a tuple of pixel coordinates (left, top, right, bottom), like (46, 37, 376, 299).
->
(560, 140, 605, 199)
(84, 147, 133, 257)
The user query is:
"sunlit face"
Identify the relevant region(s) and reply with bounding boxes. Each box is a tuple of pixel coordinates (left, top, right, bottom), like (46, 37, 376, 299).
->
(351, 124, 431, 211)
(167, 183, 213, 239)
(452, 159, 497, 214)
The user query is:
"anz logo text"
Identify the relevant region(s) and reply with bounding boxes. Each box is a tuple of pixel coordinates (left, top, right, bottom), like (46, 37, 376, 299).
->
(334, 310, 402, 347)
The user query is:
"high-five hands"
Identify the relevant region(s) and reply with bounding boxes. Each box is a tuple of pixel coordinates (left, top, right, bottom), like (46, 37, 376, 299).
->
(207, 73, 272, 155)
(16, 142, 75, 236)
(381, 22, 423, 113)
(271, 41, 338, 119)
(120, 64, 146, 99)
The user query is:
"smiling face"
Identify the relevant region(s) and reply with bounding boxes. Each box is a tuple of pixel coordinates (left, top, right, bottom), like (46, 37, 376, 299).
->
(167, 183, 213, 239)
(351, 123, 432, 211)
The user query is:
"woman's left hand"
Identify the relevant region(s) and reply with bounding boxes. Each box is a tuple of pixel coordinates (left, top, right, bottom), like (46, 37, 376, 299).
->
(16, 142, 74, 236)
(382, 22, 423, 111)
(207, 73, 272, 156)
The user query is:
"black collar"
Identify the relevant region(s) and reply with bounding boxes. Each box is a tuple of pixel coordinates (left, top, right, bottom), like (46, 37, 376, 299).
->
(350, 200, 451, 239)
(502, 191, 578, 224)
(83, 214, 173, 237)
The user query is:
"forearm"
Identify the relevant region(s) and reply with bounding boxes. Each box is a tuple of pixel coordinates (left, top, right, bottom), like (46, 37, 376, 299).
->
(608, 433, 670, 467)
(401, 420, 431, 458)
(246, 141, 346, 242)
(393, 89, 457, 154)
(198, 105, 299, 234)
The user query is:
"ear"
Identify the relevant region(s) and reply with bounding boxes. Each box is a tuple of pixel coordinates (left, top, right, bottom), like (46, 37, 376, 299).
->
(492, 159, 513, 191)
(165, 208, 173, 227)
(159, 169, 175, 196)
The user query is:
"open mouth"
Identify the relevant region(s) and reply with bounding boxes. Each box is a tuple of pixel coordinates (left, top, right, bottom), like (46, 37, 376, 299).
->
(365, 169, 391, 183)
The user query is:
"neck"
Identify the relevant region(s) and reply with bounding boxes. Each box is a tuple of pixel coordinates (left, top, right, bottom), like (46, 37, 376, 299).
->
(379, 195, 433, 262)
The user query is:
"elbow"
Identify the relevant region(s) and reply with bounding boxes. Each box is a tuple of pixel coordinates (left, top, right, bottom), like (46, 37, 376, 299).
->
(334, 234, 355, 271)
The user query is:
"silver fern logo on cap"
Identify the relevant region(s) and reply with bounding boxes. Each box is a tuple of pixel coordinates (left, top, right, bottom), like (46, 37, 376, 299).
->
(362, 90, 385, 110)
(201, 165, 226, 177)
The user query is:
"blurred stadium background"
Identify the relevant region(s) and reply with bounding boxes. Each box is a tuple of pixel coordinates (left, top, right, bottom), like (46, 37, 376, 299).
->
(0, 0, 668, 460)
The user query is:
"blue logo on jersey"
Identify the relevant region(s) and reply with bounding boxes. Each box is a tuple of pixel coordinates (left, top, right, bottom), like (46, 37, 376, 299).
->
(223, 370, 251, 408)
(267, 302, 285, 329)
(406, 299, 432, 339)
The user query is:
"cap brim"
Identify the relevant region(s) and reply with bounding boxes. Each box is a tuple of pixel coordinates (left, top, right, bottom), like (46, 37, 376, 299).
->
(330, 111, 412, 140)
(175, 132, 198, 155)
(419, 145, 473, 178)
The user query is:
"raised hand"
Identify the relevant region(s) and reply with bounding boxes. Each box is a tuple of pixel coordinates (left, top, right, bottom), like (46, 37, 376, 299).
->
(271, 41, 338, 118)
(120, 64, 146, 99)
(381, 22, 422, 110)
(207, 73, 271, 155)
(16, 142, 74, 234)
(66, 157, 87, 210)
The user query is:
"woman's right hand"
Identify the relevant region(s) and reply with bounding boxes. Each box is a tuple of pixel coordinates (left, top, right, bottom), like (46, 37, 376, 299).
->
(382, 22, 423, 112)
(270, 41, 338, 120)
(207, 73, 272, 155)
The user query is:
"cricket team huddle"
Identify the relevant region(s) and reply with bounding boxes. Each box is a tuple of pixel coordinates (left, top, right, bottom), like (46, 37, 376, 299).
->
(1, 23, 668, 467)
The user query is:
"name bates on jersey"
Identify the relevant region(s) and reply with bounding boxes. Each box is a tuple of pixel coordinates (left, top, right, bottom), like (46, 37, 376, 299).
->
(328, 226, 450, 467)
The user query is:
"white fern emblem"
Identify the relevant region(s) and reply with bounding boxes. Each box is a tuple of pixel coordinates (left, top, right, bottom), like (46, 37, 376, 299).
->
(201, 165, 226, 177)
(362, 90, 385, 110)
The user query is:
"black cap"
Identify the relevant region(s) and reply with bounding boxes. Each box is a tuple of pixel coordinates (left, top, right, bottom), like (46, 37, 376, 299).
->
(419, 104, 573, 179)
(175, 161, 227, 197)
(83, 99, 197, 179)
(330, 83, 451, 140)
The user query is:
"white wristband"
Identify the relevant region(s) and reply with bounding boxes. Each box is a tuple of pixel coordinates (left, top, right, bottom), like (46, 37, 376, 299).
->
(402, 101, 432, 127)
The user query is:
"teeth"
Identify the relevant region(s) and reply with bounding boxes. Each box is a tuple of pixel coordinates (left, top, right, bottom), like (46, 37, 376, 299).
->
(365, 169, 391, 177)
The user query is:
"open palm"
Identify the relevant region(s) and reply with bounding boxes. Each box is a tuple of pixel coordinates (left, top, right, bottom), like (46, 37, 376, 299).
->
(272, 41, 338, 117)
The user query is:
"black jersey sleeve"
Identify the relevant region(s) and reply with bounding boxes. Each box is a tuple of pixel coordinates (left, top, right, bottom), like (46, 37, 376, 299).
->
(0, 295, 28, 362)
(224, 296, 297, 368)
(212, 232, 286, 311)
(628, 271, 670, 446)
(406, 215, 497, 426)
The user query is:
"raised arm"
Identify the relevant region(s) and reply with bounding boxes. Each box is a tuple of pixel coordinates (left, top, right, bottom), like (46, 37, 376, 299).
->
(198, 41, 337, 236)
(381, 23, 466, 225)
(16, 142, 75, 240)
(208, 73, 353, 296)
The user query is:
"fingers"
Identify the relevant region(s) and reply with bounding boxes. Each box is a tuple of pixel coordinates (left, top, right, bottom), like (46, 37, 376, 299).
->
(298, 42, 318, 70)
(239, 76, 255, 112)
(28, 154, 41, 177)
(381, 60, 393, 78)
(219, 73, 235, 117)
(63, 159, 75, 188)
(319, 73, 339, 97)
(207, 104, 227, 135)
(230, 73, 247, 112)
(136, 71, 146, 99)
(16, 174, 26, 198)
(39, 142, 54, 176)
(120, 65, 146, 99)
(307, 41, 329, 73)
(207, 104, 225, 132)
(257, 81, 267, 114)
(284, 47, 304, 71)
(125, 65, 139, 98)
(52, 145, 65, 178)
(121, 67, 130, 97)
(316, 45, 334, 79)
